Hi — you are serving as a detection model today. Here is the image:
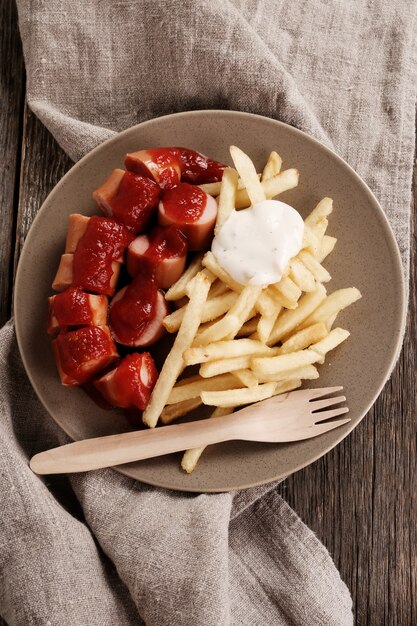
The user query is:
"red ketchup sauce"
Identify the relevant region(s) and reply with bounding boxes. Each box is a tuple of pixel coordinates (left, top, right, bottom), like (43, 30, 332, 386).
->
(161, 183, 207, 223)
(145, 225, 188, 263)
(55, 326, 116, 385)
(52, 288, 93, 326)
(72, 216, 133, 295)
(111, 171, 160, 233)
(108, 353, 158, 410)
(109, 269, 158, 345)
(175, 147, 225, 184)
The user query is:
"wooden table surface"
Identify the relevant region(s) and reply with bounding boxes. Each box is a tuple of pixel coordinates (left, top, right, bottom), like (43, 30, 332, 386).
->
(1, 1, 416, 624)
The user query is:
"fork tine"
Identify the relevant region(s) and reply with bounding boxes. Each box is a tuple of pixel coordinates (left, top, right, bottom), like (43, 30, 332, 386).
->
(313, 406, 349, 423)
(310, 417, 351, 435)
(310, 396, 346, 412)
(307, 386, 344, 400)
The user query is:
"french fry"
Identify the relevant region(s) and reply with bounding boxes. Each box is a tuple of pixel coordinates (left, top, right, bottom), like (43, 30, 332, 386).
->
(256, 289, 280, 316)
(235, 169, 299, 209)
(302, 225, 321, 255)
(160, 397, 203, 425)
(251, 349, 320, 378)
(184, 338, 274, 365)
(236, 316, 260, 337)
(257, 307, 281, 344)
(310, 217, 328, 242)
(200, 355, 252, 378)
(185, 268, 215, 296)
(230, 145, 266, 206)
(196, 181, 223, 196)
(258, 364, 319, 383)
(273, 379, 302, 395)
(262, 151, 283, 181)
(201, 382, 277, 407)
(208, 279, 230, 298)
(174, 296, 189, 309)
(304, 197, 333, 227)
(279, 322, 329, 354)
(289, 257, 316, 293)
(214, 167, 239, 235)
(198, 174, 260, 197)
(167, 373, 240, 404)
(193, 315, 239, 347)
(267, 283, 327, 345)
(142, 271, 211, 427)
(271, 276, 302, 309)
(165, 253, 204, 301)
(195, 285, 263, 345)
(297, 250, 331, 283)
(163, 291, 238, 333)
(325, 312, 338, 331)
(317, 235, 337, 263)
(231, 369, 259, 388)
(181, 407, 231, 473)
(298, 288, 362, 330)
(310, 327, 350, 364)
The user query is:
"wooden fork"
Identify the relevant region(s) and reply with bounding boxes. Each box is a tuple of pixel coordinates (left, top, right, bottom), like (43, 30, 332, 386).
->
(30, 387, 349, 475)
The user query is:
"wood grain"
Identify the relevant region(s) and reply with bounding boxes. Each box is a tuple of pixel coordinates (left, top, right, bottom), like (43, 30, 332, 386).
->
(0, 0, 24, 325)
(2, 4, 416, 623)
(13, 104, 72, 281)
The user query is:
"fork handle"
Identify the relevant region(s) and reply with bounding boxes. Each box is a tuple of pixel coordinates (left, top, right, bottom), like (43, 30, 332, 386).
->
(30, 412, 239, 475)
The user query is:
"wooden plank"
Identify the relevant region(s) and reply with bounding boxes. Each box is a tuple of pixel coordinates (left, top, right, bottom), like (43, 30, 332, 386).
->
(0, 0, 24, 325)
(278, 132, 417, 624)
(13, 103, 72, 278)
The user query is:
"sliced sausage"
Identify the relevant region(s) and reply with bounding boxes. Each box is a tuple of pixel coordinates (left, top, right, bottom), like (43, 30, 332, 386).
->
(52, 253, 121, 296)
(127, 225, 187, 288)
(47, 288, 108, 335)
(158, 183, 217, 251)
(93, 169, 160, 233)
(94, 352, 158, 410)
(92, 169, 125, 215)
(52, 325, 118, 387)
(65, 214, 124, 261)
(65, 214, 90, 254)
(124, 149, 181, 190)
(109, 286, 168, 347)
(124, 147, 226, 186)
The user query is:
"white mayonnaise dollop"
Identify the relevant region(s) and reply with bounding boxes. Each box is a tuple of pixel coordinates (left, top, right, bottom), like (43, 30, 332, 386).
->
(211, 200, 304, 286)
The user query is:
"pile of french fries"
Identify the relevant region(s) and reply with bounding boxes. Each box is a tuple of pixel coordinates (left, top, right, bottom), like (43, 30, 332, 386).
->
(142, 146, 362, 473)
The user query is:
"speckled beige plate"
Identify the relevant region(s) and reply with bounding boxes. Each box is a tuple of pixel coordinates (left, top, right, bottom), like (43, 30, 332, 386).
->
(14, 111, 406, 492)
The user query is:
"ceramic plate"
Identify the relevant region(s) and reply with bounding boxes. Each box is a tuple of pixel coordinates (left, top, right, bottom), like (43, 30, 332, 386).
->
(14, 111, 406, 492)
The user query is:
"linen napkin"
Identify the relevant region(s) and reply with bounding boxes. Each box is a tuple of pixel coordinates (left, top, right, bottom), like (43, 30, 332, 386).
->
(1, 1, 415, 624)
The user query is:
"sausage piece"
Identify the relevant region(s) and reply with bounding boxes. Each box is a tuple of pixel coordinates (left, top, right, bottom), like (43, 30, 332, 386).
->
(124, 149, 182, 190)
(158, 183, 217, 251)
(47, 288, 108, 335)
(127, 225, 187, 288)
(52, 253, 121, 296)
(52, 325, 118, 387)
(109, 287, 168, 347)
(93, 169, 160, 233)
(124, 147, 226, 186)
(94, 352, 158, 410)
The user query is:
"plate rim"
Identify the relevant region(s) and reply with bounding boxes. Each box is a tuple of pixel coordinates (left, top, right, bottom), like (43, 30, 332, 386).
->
(14, 109, 407, 492)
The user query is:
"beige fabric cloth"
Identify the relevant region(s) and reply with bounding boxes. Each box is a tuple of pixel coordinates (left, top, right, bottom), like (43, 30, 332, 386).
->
(2, 1, 415, 624)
